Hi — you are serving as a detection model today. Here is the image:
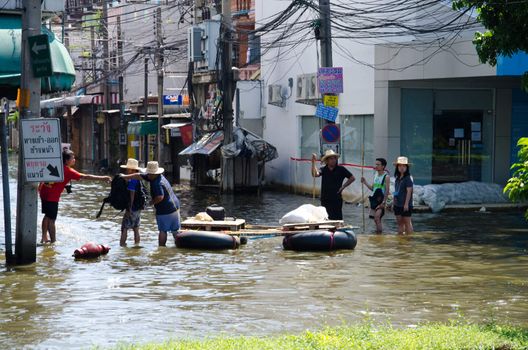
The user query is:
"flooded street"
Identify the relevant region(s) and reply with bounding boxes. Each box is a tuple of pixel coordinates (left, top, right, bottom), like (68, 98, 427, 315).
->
(1, 163, 527, 349)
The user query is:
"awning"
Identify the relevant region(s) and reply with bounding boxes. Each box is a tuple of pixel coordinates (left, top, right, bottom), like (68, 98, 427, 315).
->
(144, 113, 192, 119)
(127, 120, 158, 136)
(162, 122, 191, 130)
(0, 15, 76, 99)
(179, 130, 224, 156)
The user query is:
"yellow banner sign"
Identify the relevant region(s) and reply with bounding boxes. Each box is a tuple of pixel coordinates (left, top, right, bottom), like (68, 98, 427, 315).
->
(323, 95, 338, 108)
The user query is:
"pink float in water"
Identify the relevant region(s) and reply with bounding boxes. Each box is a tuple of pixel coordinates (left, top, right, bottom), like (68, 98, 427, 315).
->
(73, 242, 110, 259)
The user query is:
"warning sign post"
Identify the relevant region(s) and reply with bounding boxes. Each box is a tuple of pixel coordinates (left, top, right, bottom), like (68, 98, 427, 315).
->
(20, 118, 63, 182)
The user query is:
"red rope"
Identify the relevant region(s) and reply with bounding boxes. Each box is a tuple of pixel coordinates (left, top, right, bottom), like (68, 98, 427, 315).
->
(290, 157, 374, 169)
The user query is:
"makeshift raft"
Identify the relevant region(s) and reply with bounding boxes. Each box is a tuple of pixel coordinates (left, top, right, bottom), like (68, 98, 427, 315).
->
(176, 231, 245, 250)
(180, 218, 346, 237)
(283, 228, 357, 251)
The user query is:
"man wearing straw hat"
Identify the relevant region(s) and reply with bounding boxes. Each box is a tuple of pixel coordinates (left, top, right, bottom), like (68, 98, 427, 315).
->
(119, 158, 145, 246)
(121, 161, 181, 246)
(311, 149, 355, 220)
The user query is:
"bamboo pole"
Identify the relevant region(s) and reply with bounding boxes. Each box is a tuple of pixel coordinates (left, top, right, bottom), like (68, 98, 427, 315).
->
(361, 142, 365, 233)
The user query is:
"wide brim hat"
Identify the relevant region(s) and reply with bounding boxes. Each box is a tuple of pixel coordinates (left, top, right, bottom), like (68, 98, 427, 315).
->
(120, 158, 144, 171)
(393, 156, 412, 166)
(145, 161, 164, 175)
(321, 149, 340, 163)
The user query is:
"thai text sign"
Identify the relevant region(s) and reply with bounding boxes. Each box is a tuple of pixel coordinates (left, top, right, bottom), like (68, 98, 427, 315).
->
(315, 103, 338, 122)
(318, 67, 343, 94)
(323, 95, 338, 107)
(21, 118, 63, 182)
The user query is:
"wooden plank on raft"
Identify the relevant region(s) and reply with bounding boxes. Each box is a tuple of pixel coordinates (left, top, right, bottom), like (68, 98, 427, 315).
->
(281, 220, 345, 231)
(181, 218, 246, 231)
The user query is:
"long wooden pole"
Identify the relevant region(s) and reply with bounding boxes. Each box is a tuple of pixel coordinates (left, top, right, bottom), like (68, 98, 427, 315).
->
(361, 143, 365, 232)
(361, 119, 366, 233)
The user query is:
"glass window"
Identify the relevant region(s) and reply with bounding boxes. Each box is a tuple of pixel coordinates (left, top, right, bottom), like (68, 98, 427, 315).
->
(300, 116, 320, 159)
(341, 115, 374, 166)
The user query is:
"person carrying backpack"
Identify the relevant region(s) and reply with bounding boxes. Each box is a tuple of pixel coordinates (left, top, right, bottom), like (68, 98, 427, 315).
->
(120, 161, 180, 247)
(119, 158, 146, 246)
(361, 158, 390, 234)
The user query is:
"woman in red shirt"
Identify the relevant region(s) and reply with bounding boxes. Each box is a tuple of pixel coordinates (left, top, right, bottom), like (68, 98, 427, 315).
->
(39, 150, 111, 243)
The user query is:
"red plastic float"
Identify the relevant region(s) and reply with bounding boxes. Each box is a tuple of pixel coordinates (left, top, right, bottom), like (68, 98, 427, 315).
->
(73, 242, 110, 259)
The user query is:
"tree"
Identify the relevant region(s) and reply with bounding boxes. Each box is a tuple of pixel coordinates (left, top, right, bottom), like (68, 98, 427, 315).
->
(452, 0, 528, 90)
(504, 138, 528, 219)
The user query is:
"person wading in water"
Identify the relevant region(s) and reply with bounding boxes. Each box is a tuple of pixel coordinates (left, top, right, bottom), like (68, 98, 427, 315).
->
(311, 149, 355, 220)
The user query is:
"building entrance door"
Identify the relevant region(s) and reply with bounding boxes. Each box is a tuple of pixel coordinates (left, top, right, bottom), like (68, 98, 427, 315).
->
(432, 110, 483, 183)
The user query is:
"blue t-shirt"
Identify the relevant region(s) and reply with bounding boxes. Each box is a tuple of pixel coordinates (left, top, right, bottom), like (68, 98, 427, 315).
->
(142, 174, 180, 215)
(127, 179, 142, 212)
(393, 175, 413, 208)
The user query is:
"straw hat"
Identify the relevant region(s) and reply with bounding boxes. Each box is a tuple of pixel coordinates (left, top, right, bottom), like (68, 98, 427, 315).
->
(120, 158, 144, 171)
(145, 161, 164, 175)
(321, 149, 340, 163)
(393, 156, 412, 166)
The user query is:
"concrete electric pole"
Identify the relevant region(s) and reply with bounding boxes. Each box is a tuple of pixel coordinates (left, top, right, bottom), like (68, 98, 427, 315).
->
(319, 0, 333, 68)
(221, 0, 234, 192)
(117, 15, 127, 164)
(15, 0, 42, 264)
(156, 7, 164, 164)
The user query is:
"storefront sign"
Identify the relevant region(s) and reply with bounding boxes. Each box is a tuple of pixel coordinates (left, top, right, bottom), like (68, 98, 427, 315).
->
(163, 95, 183, 105)
(318, 67, 343, 94)
(21, 118, 63, 182)
(323, 95, 338, 107)
(315, 103, 339, 122)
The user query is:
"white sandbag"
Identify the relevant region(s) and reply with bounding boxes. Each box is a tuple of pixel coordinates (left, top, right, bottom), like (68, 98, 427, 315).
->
(279, 204, 329, 224)
(421, 181, 507, 212)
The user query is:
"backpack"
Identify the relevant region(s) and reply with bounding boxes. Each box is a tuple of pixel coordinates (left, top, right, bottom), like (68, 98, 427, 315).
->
(132, 180, 147, 211)
(96, 175, 146, 218)
(368, 174, 387, 209)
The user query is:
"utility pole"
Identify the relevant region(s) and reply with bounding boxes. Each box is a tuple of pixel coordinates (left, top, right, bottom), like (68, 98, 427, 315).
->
(90, 26, 96, 84)
(319, 0, 333, 68)
(143, 56, 149, 166)
(102, 0, 110, 163)
(15, 0, 42, 264)
(155, 7, 163, 163)
(221, 0, 234, 192)
(117, 15, 127, 164)
(1, 100, 14, 264)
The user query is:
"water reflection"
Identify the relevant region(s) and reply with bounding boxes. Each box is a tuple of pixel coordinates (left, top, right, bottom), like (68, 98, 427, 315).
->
(0, 174, 527, 348)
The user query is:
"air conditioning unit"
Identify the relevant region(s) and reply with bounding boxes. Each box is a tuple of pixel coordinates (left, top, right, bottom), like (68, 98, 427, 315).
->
(268, 84, 283, 105)
(306, 73, 319, 100)
(296, 75, 308, 100)
(188, 27, 203, 62)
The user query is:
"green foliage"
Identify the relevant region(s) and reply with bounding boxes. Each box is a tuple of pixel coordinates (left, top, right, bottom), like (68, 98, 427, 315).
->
(108, 322, 528, 350)
(452, 0, 528, 90)
(504, 137, 528, 218)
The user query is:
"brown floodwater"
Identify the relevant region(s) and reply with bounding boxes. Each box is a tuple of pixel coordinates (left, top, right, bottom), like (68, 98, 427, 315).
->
(0, 167, 527, 349)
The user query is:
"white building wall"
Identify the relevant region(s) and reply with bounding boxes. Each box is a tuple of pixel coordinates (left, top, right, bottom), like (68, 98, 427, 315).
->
(257, 0, 375, 188)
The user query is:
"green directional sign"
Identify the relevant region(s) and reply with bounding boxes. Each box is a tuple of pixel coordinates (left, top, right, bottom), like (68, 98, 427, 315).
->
(28, 34, 52, 78)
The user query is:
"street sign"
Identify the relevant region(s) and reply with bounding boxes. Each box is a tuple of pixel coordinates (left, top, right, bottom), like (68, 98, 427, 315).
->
(323, 95, 338, 107)
(315, 103, 338, 122)
(321, 124, 340, 143)
(28, 34, 53, 78)
(318, 67, 343, 94)
(21, 118, 63, 182)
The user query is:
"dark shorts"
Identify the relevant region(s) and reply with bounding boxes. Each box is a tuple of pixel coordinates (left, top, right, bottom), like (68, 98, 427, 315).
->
(369, 208, 385, 219)
(321, 198, 343, 220)
(394, 206, 412, 217)
(41, 200, 59, 221)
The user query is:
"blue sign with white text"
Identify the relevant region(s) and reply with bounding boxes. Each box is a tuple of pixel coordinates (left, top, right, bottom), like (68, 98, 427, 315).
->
(163, 95, 183, 105)
(315, 103, 338, 122)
